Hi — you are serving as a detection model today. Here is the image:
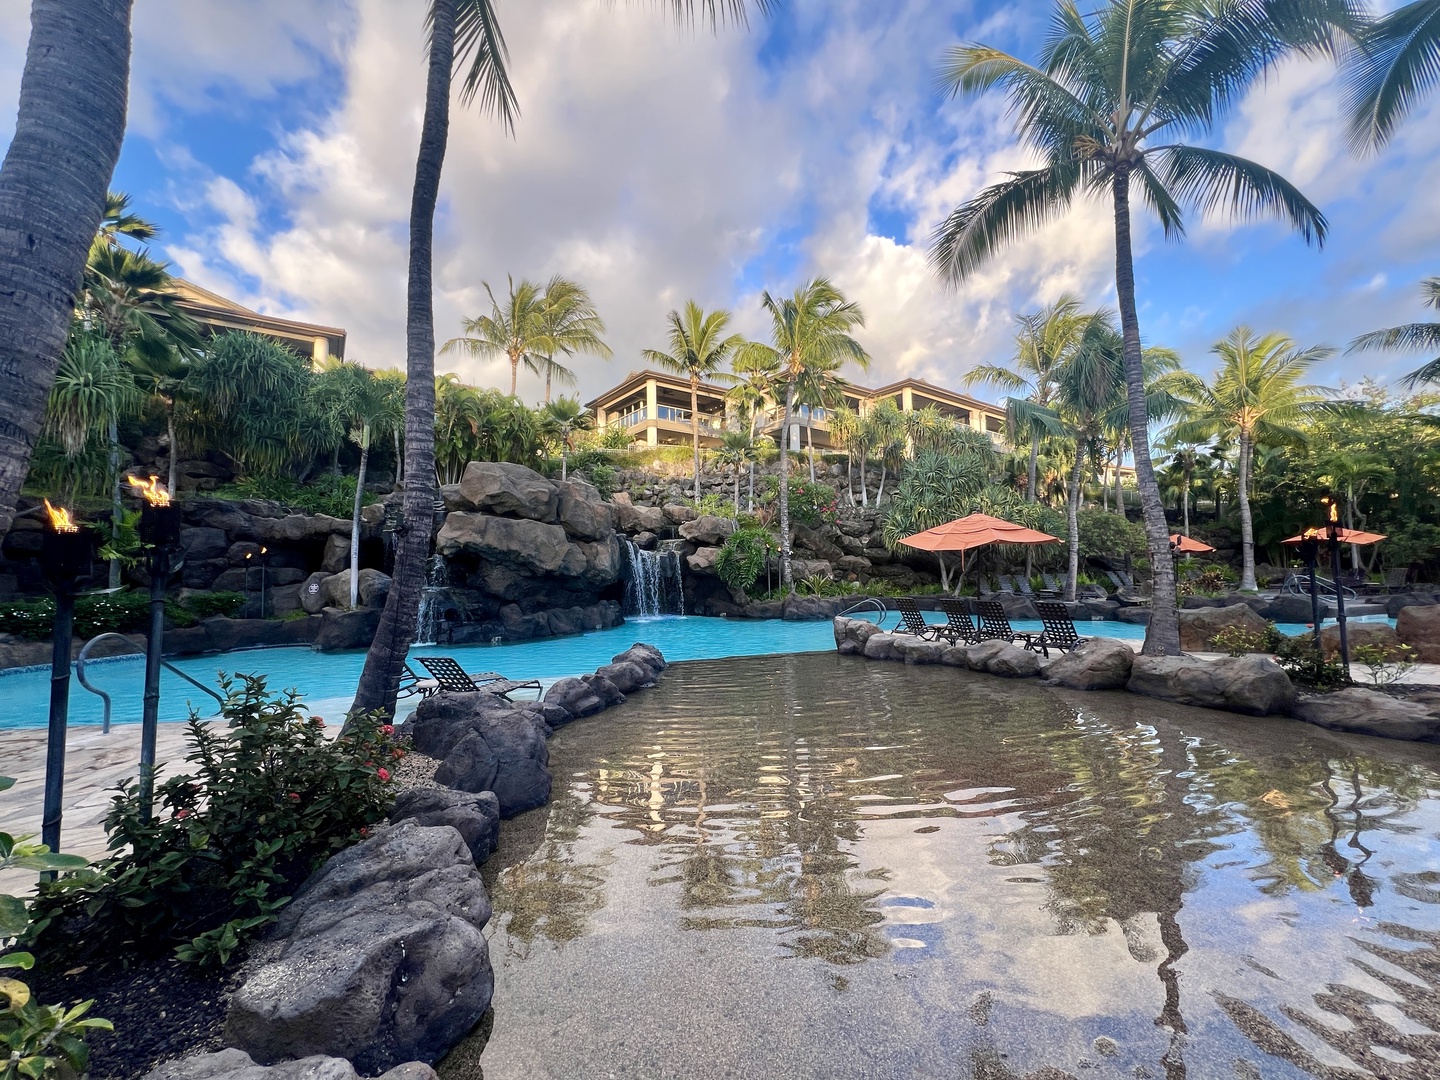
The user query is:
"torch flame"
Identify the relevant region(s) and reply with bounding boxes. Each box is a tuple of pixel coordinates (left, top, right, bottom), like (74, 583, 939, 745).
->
(43, 499, 79, 533)
(127, 474, 171, 507)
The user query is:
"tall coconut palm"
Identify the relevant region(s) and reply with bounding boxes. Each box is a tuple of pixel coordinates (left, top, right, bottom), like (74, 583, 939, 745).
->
(929, 0, 1350, 656)
(1157, 441, 1204, 538)
(714, 429, 755, 514)
(736, 280, 867, 592)
(539, 396, 592, 481)
(727, 349, 777, 509)
(0, 0, 135, 538)
(443, 276, 546, 396)
(530, 276, 612, 404)
(353, 0, 769, 719)
(966, 294, 1086, 503)
(1346, 0, 1440, 153)
(643, 301, 743, 499)
(1348, 276, 1440, 388)
(1168, 328, 1334, 592)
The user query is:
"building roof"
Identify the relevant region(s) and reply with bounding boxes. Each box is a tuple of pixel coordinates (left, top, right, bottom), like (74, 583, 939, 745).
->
(172, 279, 347, 359)
(865, 377, 1003, 414)
(584, 368, 732, 410)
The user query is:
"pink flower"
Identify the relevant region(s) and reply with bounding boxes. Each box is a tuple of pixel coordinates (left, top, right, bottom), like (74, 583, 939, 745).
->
(391, 748, 405, 760)
(287, 792, 300, 802)
(312, 717, 325, 728)
(176, 808, 192, 820)
(377, 767, 391, 782)
(380, 724, 394, 736)
(359, 827, 369, 837)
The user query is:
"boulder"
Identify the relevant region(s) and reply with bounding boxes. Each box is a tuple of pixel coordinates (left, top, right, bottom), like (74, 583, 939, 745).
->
(253, 514, 351, 544)
(313, 607, 381, 652)
(792, 525, 844, 564)
(687, 546, 722, 574)
(430, 708, 551, 817)
(1042, 637, 1135, 690)
(299, 572, 330, 615)
(615, 502, 666, 534)
(1259, 594, 1318, 624)
(406, 693, 513, 758)
(962, 639, 1042, 678)
(140, 1048, 436, 1080)
(663, 503, 698, 526)
(389, 788, 501, 866)
(835, 555, 872, 575)
(225, 823, 492, 1073)
(1115, 606, 1152, 625)
(1290, 688, 1440, 742)
(320, 568, 392, 609)
(892, 636, 948, 665)
(1127, 654, 1296, 716)
(862, 632, 900, 661)
(593, 660, 653, 693)
(832, 616, 879, 651)
(433, 731, 499, 794)
(782, 596, 840, 621)
(1319, 621, 1402, 661)
(993, 594, 1039, 621)
(1178, 605, 1270, 652)
(200, 616, 320, 652)
(544, 677, 611, 719)
(457, 461, 558, 522)
(1397, 604, 1440, 663)
(678, 515, 735, 545)
(554, 480, 614, 541)
(179, 526, 229, 564)
(320, 533, 349, 573)
(1386, 592, 1439, 619)
(789, 560, 834, 583)
(436, 513, 575, 576)
(1079, 599, 1121, 621)
(612, 643, 667, 677)
(580, 672, 626, 710)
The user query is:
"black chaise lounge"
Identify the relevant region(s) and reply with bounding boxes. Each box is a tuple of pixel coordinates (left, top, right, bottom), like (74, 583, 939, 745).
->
(937, 597, 980, 645)
(415, 656, 542, 700)
(974, 600, 1042, 651)
(894, 597, 946, 641)
(1032, 601, 1088, 658)
(396, 663, 439, 699)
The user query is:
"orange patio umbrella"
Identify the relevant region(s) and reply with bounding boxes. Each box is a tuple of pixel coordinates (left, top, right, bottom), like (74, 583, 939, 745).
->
(1169, 533, 1215, 554)
(899, 512, 1061, 591)
(1282, 527, 1386, 546)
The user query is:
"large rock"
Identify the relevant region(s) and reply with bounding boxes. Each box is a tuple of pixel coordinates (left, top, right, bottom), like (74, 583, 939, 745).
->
(1290, 688, 1440, 742)
(593, 659, 653, 693)
(389, 788, 501, 866)
(862, 632, 900, 661)
(1042, 637, 1135, 690)
(140, 1048, 436, 1080)
(1115, 606, 1152, 625)
(313, 607, 381, 651)
(436, 513, 574, 575)
(1319, 621, 1402, 660)
(224, 822, 493, 1073)
(615, 502, 666, 534)
(1386, 592, 1439, 619)
(687, 546, 722, 574)
(432, 707, 551, 817)
(679, 515, 735, 545)
(457, 461, 558, 522)
(320, 567, 392, 609)
(892, 636, 948, 664)
(832, 616, 879, 654)
(253, 514, 351, 544)
(612, 643, 667, 677)
(788, 560, 834, 584)
(1127, 654, 1296, 716)
(299, 572, 330, 615)
(1397, 604, 1440, 663)
(179, 526, 229, 563)
(663, 503, 697, 525)
(962, 639, 1042, 678)
(781, 595, 841, 621)
(321, 533, 349, 573)
(1259, 594, 1319, 624)
(1178, 605, 1270, 652)
(544, 676, 610, 718)
(554, 479, 614, 541)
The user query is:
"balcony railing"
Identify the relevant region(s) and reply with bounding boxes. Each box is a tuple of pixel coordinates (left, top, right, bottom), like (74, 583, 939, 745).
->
(607, 407, 725, 433)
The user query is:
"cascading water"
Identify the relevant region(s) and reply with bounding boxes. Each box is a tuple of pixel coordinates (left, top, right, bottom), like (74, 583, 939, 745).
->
(621, 538, 684, 617)
(414, 553, 450, 644)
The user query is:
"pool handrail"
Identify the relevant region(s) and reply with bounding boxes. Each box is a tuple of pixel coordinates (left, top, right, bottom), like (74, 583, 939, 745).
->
(76, 633, 226, 734)
(837, 597, 888, 622)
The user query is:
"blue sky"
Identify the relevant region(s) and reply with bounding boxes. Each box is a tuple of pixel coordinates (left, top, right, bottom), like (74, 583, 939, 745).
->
(2, 1, 1436, 403)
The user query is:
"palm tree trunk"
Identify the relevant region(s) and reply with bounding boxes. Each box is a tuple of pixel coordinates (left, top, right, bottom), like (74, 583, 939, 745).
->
(876, 462, 887, 503)
(1112, 166, 1179, 655)
(0, 0, 133, 537)
(807, 421, 816, 482)
(747, 460, 754, 513)
(858, 451, 868, 507)
(778, 384, 795, 593)
(1237, 431, 1257, 592)
(1064, 450, 1084, 603)
(1182, 482, 1190, 538)
(545, 364, 552, 404)
(510, 351, 519, 396)
(350, 0, 451, 720)
(1113, 452, 1124, 515)
(733, 468, 740, 515)
(349, 421, 369, 609)
(1027, 431, 1039, 503)
(393, 428, 403, 488)
(166, 407, 178, 494)
(691, 375, 701, 500)
(108, 415, 122, 589)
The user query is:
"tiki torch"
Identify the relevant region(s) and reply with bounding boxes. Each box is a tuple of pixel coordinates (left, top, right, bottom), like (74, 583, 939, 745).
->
(40, 500, 94, 853)
(130, 474, 180, 819)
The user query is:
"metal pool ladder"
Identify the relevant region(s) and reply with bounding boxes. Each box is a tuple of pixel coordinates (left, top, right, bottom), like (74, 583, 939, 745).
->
(76, 633, 226, 734)
(838, 597, 889, 622)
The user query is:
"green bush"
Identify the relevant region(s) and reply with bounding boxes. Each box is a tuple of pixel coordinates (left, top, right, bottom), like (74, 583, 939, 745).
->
(1076, 509, 1146, 563)
(0, 590, 247, 641)
(1177, 567, 1232, 597)
(715, 527, 775, 593)
(761, 477, 838, 528)
(1211, 622, 1283, 657)
(1273, 635, 1351, 691)
(1353, 642, 1418, 688)
(30, 676, 401, 967)
(183, 591, 245, 620)
(213, 473, 373, 519)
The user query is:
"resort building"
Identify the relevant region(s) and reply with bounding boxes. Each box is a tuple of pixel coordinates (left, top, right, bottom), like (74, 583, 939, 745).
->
(172, 279, 347, 363)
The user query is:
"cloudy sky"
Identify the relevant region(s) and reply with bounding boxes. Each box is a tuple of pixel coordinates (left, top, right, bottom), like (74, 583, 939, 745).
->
(2, 1, 1437, 403)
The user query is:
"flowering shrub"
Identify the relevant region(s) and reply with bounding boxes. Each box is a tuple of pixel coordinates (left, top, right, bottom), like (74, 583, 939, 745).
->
(777, 478, 838, 528)
(1211, 623, 1283, 657)
(31, 675, 402, 967)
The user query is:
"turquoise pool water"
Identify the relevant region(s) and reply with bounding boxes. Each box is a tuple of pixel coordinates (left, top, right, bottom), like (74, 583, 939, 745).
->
(0, 613, 1391, 730)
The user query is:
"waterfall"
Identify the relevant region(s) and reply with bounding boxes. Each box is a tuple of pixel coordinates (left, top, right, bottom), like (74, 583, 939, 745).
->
(622, 538, 683, 617)
(414, 554, 450, 644)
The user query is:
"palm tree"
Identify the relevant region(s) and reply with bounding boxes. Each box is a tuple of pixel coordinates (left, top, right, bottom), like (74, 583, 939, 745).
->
(353, 0, 769, 719)
(1168, 328, 1334, 592)
(0, 0, 134, 538)
(540, 396, 592, 481)
(1346, 1, 1440, 153)
(929, 1, 1348, 656)
(736, 280, 867, 592)
(714, 429, 755, 514)
(642, 301, 743, 499)
(1157, 442, 1204, 538)
(828, 404, 863, 505)
(865, 398, 905, 504)
(42, 331, 139, 503)
(1348, 277, 1440, 388)
(727, 349, 777, 509)
(531, 276, 612, 404)
(443, 277, 546, 396)
(966, 294, 1086, 503)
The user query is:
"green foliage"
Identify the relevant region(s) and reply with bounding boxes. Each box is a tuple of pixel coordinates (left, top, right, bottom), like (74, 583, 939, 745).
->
(760, 477, 837, 529)
(1353, 643, 1419, 688)
(433, 377, 544, 484)
(95, 509, 142, 569)
(880, 446, 994, 550)
(29, 677, 400, 966)
(1177, 567, 1233, 598)
(214, 473, 371, 519)
(0, 589, 246, 641)
(687, 493, 734, 519)
(1076, 509, 1146, 563)
(1273, 636, 1352, 692)
(2, 776, 111, 1080)
(1211, 622, 1283, 657)
(562, 451, 619, 498)
(715, 527, 775, 593)
(186, 333, 317, 478)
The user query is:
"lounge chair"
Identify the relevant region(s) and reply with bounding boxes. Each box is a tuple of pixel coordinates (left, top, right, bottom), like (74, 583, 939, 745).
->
(974, 600, 1042, 651)
(1041, 573, 1063, 595)
(1033, 601, 1088, 658)
(415, 656, 542, 700)
(1077, 582, 1109, 601)
(396, 663, 439, 699)
(937, 597, 980, 645)
(895, 597, 947, 641)
(996, 575, 1019, 594)
(1383, 567, 1411, 594)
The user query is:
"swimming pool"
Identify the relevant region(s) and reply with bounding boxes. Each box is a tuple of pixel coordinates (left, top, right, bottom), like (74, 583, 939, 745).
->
(0, 612, 1388, 730)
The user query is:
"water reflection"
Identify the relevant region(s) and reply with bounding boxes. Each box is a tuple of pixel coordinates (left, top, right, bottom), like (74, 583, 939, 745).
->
(462, 654, 1440, 1080)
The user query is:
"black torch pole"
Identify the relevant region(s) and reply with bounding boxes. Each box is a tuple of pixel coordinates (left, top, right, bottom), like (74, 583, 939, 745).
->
(1304, 537, 1321, 653)
(138, 541, 167, 819)
(1329, 527, 1351, 682)
(42, 585, 76, 853)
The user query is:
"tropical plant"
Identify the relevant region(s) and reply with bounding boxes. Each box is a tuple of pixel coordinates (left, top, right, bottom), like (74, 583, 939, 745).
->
(642, 301, 742, 498)
(713, 429, 756, 514)
(714, 525, 776, 593)
(539, 396, 592, 480)
(1346, 0, 1440, 154)
(0, 0, 134, 539)
(187, 332, 316, 478)
(736, 280, 868, 592)
(352, 0, 770, 720)
(532, 276, 611, 403)
(41, 332, 138, 503)
(1168, 328, 1334, 592)
(1157, 441, 1204, 537)
(881, 444, 998, 591)
(1348, 276, 1440, 388)
(929, 0, 1351, 654)
(433, 375, 544, 484)
(865, 398, 906, 504)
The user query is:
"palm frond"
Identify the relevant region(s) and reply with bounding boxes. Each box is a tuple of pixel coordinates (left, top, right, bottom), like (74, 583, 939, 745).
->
(1348, 321, 1440, 356)
(928, 164, 1083, 285)
(440, 0, 519, 130)
(1346, 0, 1440, 154)
(1151, 143, 1327, 247)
